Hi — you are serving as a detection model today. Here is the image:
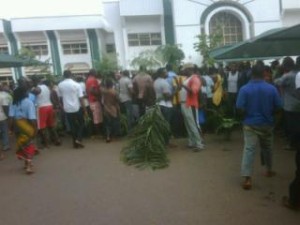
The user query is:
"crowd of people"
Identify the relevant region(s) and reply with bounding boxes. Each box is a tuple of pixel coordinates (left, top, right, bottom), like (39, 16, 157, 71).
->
(0, 56, 299, 209)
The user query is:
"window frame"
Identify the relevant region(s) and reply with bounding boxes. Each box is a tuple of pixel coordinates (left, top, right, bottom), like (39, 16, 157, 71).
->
(61, 42, 88, 55)
(127, 32, 162, 47)
(22, 44, 49, 56)
(209, 12, 243, 45)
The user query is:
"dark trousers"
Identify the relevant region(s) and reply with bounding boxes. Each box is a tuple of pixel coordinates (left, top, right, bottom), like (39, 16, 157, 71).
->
(170, 105, 186, 137)
(136, 98, 146, 118)
(227, 92, 237, 117)
(105, 115, 120, 137)
(160, 105, 172, 124)
(120, 101, 134, 130)
(160, 105, 172, 144)
(286, 111, 300, 207)
(66, 109, 84, 145)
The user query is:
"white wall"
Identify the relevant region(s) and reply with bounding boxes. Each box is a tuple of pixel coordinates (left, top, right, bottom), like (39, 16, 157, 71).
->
(96, 29, 106, 56)
(103, 2, 127, 68)
(125, 16, 162, 68)
(58, 30, 86, 42)
(175, 26, 201, 65)
(0, 20, 4, 32)
(16, 31, 47, 43)
(120, 0, 163, 16)
(125, 16, 161, 33)
(11, 15, 110, 32)
(282, 0, 300, 9)
(172, 0, 205, 26)
(283, 11, 300, 27)
(254, 22, 282, 36)
(55, 30, 92, 71)
(246, 0, 280, 22)
(172, 0, 284, 65)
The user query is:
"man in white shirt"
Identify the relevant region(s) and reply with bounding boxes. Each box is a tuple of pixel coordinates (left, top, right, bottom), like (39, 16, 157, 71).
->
(154, 68, 174, 146)
(118, 70, 134, 130)
(32, 77, 60, 147)
(58, 70, 87, 148)
(225, 63, 242, 116)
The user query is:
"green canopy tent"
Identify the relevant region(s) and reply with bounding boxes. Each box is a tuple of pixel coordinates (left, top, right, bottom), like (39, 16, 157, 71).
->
(209, 24, 300, 61)
(0, 53, 47, 68)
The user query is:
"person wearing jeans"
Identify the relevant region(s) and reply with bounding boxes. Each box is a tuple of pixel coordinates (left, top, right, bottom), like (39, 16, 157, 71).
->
(179, 64, 204, 151)
(237, 62, 281, 190)
(275, 56, 300, 209)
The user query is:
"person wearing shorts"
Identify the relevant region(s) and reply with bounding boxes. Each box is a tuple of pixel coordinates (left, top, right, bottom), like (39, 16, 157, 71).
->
(32, 77, 60, 147)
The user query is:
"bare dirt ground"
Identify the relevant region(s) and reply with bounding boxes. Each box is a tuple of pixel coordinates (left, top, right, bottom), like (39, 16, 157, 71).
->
(0, 131, 299, 225)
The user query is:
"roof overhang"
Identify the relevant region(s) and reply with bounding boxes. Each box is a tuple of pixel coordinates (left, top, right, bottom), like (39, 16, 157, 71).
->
(11, 15, 112, 33)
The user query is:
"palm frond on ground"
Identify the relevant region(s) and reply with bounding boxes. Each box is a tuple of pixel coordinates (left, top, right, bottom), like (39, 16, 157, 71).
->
(121, 105, 171, 170)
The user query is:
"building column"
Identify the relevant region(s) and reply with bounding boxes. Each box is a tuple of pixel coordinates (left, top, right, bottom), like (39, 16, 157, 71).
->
(162, 0, 175, 45)
(46, 31, 62, 75)
(2, 20, 22, 81)
(87, 29, 101, 68)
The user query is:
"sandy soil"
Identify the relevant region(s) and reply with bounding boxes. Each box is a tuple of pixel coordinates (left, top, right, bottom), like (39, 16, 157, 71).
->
(0, 131, 299, 225)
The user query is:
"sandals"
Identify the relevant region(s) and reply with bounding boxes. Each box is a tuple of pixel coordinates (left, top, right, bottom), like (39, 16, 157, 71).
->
(242, 177, 252, 190)
(74, 140, 84, 148)
(25, 160, 34, 175)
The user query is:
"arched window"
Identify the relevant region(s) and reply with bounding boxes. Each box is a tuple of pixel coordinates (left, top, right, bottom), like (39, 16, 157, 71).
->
(209, 12, 243, 45)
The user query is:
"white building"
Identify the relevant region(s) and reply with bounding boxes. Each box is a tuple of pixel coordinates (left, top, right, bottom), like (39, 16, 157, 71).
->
(104, 0, 300, 68)
(0, 14, 113, 81)
(0, 0, 300, 81)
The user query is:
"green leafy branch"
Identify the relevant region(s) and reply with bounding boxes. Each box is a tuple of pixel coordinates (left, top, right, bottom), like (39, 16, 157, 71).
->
(121, 105, 171, 170)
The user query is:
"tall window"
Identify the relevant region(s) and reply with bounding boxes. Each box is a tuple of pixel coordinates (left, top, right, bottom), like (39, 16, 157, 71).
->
(209, 12, 243, 45)
(128, 33, 162, 47)
(62, 42, 88, 55)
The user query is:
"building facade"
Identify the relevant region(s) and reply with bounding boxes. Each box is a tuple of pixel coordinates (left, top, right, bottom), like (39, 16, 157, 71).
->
(0, 0, 300, 81)
(0, 15, 113, 81)
(104, 0, 300, 69)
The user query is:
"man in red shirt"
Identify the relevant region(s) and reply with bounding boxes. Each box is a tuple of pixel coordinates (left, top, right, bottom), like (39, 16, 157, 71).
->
(180, 64, 204, 151)
(86, 69, 103, 135)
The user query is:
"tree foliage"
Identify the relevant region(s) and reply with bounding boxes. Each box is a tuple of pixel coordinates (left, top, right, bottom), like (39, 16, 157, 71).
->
(94, 54, 120, 78)
(121, 105, 171, 170)
(194, 28, 223, 67)
(156, 44, 185, 66)
(18, 47, 53, 77)
(131, 44, 185, 70)
(131, 49, 162, 71)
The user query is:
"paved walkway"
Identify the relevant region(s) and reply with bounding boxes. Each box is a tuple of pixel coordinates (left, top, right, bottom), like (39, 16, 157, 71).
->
(0, 132, 299, 225)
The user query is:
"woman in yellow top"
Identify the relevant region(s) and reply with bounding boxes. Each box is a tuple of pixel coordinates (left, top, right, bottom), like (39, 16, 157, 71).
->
(212, 73, 223, 106)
